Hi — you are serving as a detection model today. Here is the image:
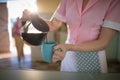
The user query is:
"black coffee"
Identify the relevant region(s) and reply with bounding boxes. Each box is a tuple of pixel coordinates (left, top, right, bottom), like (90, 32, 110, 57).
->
(21, 33, 47, 46)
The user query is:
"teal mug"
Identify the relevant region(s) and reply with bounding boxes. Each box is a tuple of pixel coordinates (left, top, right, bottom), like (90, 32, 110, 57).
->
(41, 41, 57, 62)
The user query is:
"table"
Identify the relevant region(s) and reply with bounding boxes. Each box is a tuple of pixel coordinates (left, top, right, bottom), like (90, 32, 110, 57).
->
(0, 69, 120, 80)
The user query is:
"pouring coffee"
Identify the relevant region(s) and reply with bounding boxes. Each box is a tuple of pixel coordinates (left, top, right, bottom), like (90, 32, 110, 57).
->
(21, 14, 49, 46)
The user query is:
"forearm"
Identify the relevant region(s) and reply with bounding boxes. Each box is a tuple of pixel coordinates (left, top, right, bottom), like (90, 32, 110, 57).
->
(66, 27, 118, 52)
(45, 18, 63, 31)
(67, 40, 108, 52)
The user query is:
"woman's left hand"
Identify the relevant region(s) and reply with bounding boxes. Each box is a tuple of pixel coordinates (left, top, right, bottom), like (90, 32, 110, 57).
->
(52, 44, 69, 63)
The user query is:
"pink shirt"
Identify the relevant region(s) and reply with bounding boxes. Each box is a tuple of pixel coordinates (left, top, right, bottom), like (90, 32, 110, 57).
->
(53, 0, 120, 44)
(12, 18, 22, 36)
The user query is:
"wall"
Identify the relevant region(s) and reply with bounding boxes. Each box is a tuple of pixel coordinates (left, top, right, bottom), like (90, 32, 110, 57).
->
(0, 3, 10, 53)
(102, 32, 120, 62)
(37, 0, 60, 13)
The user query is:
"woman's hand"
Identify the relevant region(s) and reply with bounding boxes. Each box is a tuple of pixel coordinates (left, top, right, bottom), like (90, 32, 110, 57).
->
(52, 44, 70, 63)
(21, 9, 33, 21)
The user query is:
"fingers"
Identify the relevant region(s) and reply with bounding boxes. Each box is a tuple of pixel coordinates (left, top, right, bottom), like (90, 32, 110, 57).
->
(54, 50, 63, 57)
(22, 9, 32, 21)
(52, 54, 61, 63)
(53, 50, 65, 62)
(23, 9, 31, 15)
(52, 48, 64, 63)
(52, 44, 68, 63)
(54, 45, 61, 50)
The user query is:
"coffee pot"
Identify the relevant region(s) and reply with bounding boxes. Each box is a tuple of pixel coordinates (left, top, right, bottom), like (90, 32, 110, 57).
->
(21, 14, 49, 46)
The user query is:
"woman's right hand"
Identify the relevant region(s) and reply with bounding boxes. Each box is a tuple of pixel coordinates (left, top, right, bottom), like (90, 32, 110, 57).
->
(21, 9, 32, 21)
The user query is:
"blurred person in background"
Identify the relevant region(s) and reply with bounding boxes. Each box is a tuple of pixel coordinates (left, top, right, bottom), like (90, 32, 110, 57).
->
(12, 17, 25, 65)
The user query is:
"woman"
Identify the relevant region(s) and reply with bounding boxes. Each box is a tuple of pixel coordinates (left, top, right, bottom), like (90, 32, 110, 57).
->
(12, 17, 24, 64)
(22, 0, 120, 73)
